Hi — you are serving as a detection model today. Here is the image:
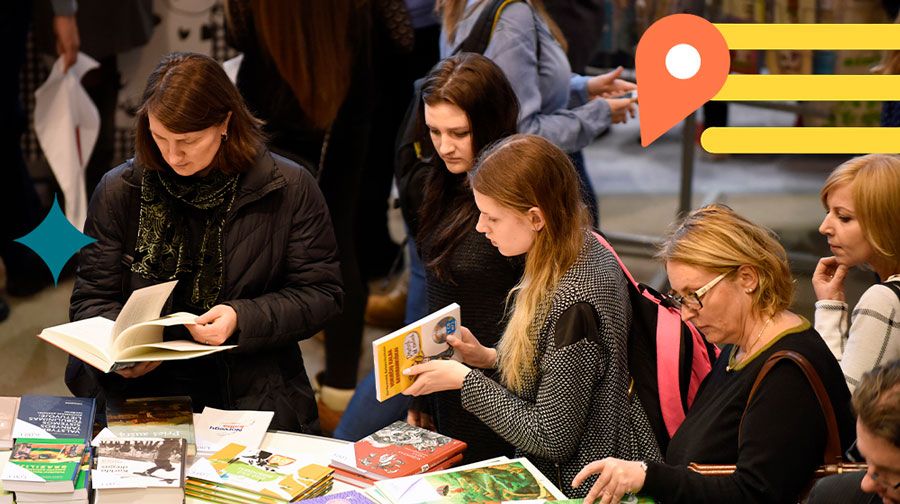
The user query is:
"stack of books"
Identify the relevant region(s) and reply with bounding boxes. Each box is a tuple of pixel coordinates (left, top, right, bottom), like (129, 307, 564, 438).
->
(0, 452, 13, 504)
(92, 437, 186, 504)
(186, 443, 334, 503)
(0, 395, 95, 504)
(0, 397, 19, 449)
(329, 421, 466, 488)
(367, 456, 567, 504)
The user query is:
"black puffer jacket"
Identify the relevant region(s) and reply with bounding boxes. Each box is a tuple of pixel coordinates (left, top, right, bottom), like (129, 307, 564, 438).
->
(66, 152, 343, 433)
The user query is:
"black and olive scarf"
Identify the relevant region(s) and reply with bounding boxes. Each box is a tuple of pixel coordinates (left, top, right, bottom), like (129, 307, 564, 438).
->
(132, 167, 239, 311)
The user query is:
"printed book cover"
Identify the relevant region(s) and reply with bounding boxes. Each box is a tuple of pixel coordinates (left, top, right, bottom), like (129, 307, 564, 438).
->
(373, 457, 566, 503)
(187, 442, 333, 502)
(93, 437, 186, 489)
(332, 421, 466, 480)
(12, 395, 95, 441)
(372, 303, 462, 401)
(0, 438, 85, 491)
(302, 489, 375, 504)
(194, 407, 274, 455)
(0, 397, 19, 449)
(106, 396, 196, 455)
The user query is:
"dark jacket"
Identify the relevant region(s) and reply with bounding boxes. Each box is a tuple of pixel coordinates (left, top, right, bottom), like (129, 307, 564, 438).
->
(66, 152, 343, 433)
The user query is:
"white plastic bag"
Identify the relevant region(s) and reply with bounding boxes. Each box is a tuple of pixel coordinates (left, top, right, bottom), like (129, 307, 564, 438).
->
(33, 52, 100, 231)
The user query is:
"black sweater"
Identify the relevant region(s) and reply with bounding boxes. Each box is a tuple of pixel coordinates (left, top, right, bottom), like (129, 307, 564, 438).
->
(643, 322, 856, 503)
(422, 226, 524, 463)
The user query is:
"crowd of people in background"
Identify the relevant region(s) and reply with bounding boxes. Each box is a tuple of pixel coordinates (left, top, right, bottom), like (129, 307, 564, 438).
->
(2, 1, 900, 503)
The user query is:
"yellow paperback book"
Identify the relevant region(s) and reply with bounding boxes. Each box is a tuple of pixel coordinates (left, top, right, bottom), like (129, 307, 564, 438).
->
(372, 303, 462, 402)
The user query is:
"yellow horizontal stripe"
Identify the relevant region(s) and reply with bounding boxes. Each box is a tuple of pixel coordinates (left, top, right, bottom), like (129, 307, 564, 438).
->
(714, 24, 900, 50)
(701, 127, 900, 154)
(712, 75, 900, 101)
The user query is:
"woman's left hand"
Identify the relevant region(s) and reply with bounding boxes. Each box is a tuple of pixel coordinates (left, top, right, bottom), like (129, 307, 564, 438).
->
(572, 458, 647, 504)
(187, 304, 238, 346)
(587, 66, 637, 99)
(401, 360, 471, 396)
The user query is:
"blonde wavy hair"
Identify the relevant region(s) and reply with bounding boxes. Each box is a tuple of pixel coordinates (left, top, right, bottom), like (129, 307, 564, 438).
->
(821, 154, 900, 275)
(469, 134, 589, 392)
(657, 204, 794, 318)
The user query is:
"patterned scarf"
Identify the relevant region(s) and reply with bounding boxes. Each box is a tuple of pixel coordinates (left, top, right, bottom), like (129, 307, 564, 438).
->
(132, 166, 239, 311)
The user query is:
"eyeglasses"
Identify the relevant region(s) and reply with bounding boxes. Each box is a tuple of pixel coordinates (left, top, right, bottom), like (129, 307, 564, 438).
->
(666, 271, 730, 311)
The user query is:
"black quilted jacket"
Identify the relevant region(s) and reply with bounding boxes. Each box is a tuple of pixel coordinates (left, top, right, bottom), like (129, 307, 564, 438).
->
(66, 152, 343, 433)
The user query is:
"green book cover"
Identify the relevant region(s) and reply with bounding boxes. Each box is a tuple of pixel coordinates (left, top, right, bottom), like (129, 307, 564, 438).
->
(2, 438, 85, 484)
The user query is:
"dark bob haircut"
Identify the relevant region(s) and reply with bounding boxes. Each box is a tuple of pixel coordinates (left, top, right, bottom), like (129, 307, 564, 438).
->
(134, 52, 266, 175)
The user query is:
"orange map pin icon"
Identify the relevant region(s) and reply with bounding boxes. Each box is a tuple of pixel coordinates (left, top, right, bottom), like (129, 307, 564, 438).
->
(636, 14, 730, 147)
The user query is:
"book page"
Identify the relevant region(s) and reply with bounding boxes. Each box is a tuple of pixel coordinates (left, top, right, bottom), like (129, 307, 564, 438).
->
(113, 312, 199, 356)
(115, 341, 235, 362)
(39, 317, 116, 366)
(111, 281, 178, 342)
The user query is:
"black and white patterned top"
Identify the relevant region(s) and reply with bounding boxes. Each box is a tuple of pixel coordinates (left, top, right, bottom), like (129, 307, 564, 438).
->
(460, 232, 662, 497)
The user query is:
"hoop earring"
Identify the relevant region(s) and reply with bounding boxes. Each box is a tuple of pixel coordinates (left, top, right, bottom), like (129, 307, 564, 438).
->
(221, 132, 228, 142)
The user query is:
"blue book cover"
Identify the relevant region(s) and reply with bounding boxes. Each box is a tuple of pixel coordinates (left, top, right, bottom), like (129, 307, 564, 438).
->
(13, 395, 95, 442)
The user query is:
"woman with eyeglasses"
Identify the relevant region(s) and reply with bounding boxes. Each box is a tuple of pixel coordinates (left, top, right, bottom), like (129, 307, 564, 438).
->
(572, 204, 856, 504)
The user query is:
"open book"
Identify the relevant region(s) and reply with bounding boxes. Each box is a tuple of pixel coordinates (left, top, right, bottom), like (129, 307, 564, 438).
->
(38, 281, 235, 373)
(372, 303, 462, 402)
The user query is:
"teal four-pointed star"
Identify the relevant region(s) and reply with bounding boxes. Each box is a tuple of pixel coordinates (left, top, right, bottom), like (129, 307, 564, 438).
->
(13, 195, 96, 285)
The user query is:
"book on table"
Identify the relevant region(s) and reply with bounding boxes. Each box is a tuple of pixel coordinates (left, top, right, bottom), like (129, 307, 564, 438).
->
(14, 448, 92, 503)
(0, 397, 19, 449)
(302, 489, 376, 503)
(92, 437, 186, 504)
(12, 395, 95, 442)
(372, 303, 463, 402)
(332, 453, 464, 489)
(370, 456, 568, 504)
(37, 281, 235, 373)
(330, 421, 466, 484)
(106, 396, 197, 456)
(186, 442, 334, 503)
(193, 406, 274, 456)
(0, 438, 87, 493)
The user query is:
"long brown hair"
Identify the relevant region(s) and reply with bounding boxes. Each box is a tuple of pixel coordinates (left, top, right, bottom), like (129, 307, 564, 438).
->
(469, 134, 589, 392)
(134, 52, 266, 175)
(417, 53, 519, 280)
(239, 0, 368, 129)
(438, 0, 568, 52)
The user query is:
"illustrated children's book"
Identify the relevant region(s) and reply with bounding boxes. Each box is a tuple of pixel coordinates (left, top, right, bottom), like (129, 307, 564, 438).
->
(331, 421, 466, 481)
(106, 396, 196, 456)
(12, 395, 95, 442)
(0, 438, 86, 493)
(302, 490, 375, 503)
(186, 442, 333, 502)
(37, 281, 235, 373)
(372, 303, 462, 401)
(372, 457, 567, 504)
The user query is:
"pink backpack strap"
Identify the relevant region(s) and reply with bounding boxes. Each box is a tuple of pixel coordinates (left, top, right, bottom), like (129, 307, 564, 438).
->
(592, 232, 638, 287)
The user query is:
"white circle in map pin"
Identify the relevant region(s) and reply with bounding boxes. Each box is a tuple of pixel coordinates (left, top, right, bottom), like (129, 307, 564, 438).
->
(665, 43, 702, 80)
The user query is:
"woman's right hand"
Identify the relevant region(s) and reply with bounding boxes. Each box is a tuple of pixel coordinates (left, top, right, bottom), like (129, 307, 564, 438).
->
(407, 409, 436, 431)
(813, 256, 849, 302)
(114, 361, 162, 379)
(447, 326, 496, 369)
(605, 97, 637, 124)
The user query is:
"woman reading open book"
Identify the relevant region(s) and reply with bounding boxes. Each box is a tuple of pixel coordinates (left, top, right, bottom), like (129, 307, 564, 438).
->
(65, 52, 343, 433)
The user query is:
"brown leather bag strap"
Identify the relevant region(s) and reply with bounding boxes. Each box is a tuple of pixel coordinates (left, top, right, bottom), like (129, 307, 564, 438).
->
(740, 350, 842, 466)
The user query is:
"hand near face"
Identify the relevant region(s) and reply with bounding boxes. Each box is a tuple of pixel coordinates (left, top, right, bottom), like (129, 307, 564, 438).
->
(188, 304, 238, 346)
(812, 256, 849, 302)
(446, 326, 496, 369)
(572, 458, 646, 504)
(401, 360, 472, 396)
(115, 361, 162, 379)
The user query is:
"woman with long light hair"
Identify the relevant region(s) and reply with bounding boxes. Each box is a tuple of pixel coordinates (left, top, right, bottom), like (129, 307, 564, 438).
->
(403, 134, 660, 497)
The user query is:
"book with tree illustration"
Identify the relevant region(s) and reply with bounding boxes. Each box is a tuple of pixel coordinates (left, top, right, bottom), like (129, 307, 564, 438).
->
(37, 281, 235, 373)
(372, 303, 462, 401)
